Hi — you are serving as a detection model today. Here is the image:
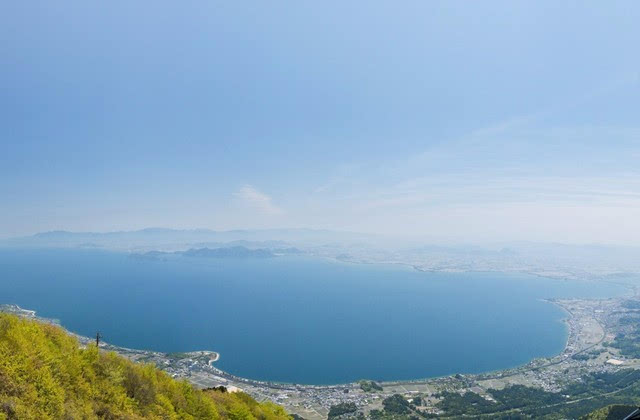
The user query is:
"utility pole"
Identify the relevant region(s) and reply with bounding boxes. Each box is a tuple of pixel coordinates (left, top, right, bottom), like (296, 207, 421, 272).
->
(96, 332, 102, 347)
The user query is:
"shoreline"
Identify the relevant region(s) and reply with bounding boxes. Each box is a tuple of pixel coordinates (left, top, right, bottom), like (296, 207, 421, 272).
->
(0, 297, 591, 387)
(4, 260, 634, 388)
(323, 253, 640, 289)
(3, 296, 638, 419)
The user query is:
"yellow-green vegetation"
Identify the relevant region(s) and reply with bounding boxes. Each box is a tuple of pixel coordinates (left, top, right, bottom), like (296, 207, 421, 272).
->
(0, 313, 291, 420)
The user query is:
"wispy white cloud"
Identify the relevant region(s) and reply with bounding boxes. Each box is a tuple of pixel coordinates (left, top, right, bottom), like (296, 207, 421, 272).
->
(287, 77, 640, 242)
(362, 174, 640, 210)
(233, 185, 283, 215)
(303, 119, 640, 243)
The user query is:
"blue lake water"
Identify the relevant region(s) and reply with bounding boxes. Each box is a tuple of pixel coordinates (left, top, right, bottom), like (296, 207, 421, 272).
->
(0, 248, 629, 384)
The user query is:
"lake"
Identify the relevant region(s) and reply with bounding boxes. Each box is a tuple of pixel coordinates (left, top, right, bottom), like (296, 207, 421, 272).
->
(0, 248, 628, 384)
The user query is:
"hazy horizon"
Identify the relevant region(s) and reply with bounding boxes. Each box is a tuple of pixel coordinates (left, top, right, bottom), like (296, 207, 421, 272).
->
(2, 1, 640, 244)
(6, 226, 640, 250)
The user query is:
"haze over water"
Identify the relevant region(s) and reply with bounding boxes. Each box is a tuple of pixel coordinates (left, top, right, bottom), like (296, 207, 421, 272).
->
(0, 248, 627, 384)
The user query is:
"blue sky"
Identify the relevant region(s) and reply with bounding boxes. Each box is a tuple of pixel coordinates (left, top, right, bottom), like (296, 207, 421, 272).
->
(1, 1, 640, 243)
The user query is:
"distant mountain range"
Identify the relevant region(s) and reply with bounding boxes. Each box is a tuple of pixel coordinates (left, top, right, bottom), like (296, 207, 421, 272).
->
(4, 228, 640, 278)
(1, 228, 377, 251)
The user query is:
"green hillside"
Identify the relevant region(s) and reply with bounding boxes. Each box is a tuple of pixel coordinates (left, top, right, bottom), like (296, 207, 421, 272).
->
(580, 405, 638, 420)
(0, 313, 290, 420)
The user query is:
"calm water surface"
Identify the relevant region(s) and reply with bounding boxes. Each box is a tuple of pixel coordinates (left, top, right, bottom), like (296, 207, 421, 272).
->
(0, 248, 628, 384)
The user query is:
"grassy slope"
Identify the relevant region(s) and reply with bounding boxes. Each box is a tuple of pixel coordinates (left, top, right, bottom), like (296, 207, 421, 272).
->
(0, 313, 290, 420)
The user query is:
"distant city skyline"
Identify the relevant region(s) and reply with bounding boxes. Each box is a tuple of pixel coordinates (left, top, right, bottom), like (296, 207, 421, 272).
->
(2, 1, 640, 244)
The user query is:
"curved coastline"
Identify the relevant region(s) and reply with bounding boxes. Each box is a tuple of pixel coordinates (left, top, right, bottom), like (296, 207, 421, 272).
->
(3, 293, 635, 420)
(0, 254, 633, 388)
(0, 297, 589, 387)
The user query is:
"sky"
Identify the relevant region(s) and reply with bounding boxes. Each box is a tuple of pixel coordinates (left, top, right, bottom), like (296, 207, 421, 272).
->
(1, 1, 640, 243)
